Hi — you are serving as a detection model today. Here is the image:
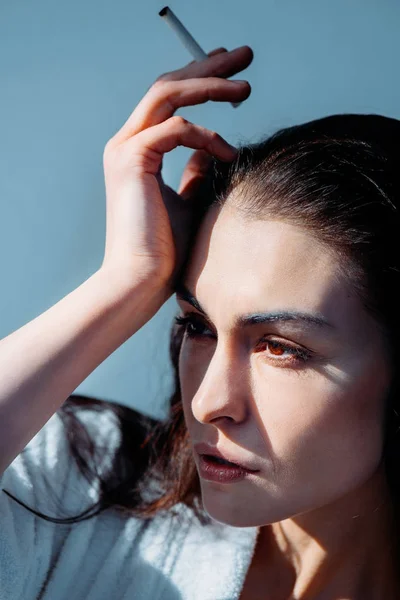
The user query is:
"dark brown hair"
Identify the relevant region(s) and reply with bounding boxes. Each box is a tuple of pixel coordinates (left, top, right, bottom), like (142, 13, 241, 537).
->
(5, 114, 400, 547)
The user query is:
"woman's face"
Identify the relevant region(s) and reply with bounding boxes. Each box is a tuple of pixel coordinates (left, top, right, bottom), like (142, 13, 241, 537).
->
(176, 202, 391, 528)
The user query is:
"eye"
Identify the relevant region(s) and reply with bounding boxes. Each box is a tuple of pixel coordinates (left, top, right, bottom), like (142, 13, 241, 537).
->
(257, 338, 312, 365)
(174, 313, 313, 365)
(174, 313, 214, 339)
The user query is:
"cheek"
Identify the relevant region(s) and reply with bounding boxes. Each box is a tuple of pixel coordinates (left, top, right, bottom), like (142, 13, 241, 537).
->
(178, 336, 389, 508)
(253, 358, 389, 503)
(178, 342, 211, 420)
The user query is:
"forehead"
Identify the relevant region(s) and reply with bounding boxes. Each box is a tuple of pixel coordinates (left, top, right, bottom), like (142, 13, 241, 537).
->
(181, 204, 366, 334)
(186, 205, 336, 299)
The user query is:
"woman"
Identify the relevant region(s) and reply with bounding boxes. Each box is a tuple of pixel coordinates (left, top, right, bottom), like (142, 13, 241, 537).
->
(1, 45, 399, 599)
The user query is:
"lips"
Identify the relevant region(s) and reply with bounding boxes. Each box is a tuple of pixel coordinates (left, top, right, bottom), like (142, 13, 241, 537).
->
(193, 442, 259, 472)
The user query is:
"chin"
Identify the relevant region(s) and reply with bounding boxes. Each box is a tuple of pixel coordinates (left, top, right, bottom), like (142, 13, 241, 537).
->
(205, 507, 263, 528)
(199, 484, 296, 528)
(200, 490, 266, 528)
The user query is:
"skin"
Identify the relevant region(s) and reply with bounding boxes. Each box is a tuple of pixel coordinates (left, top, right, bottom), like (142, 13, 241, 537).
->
(176, 200, 399, 599)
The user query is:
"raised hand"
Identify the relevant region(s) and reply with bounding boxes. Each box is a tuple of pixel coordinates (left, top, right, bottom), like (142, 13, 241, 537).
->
(101, 45, 253, 295)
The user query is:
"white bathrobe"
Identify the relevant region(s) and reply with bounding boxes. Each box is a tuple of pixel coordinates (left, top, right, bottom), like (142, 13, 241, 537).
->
(0, 407, 260, 599)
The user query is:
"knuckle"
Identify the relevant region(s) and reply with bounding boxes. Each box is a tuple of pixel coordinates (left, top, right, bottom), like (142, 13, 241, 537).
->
(151, 78, 170, 92)
(170, 115, 187, 127)
(149, 79, 164, 96)
(208, 129, 219, 141)
(103, 138, 127, 168)
(153, 76, 165, 86)
(149, 78, 175, 103)
(103, 139, 115, 162)
(150, 80, 162, 93)
(155, 73, 172, 83)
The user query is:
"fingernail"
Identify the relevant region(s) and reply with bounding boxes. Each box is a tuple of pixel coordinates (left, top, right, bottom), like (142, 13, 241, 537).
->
(232, 80, 248, 85)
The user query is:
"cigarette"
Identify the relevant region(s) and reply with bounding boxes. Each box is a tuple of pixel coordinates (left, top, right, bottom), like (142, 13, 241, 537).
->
(159, 6, 241, 109)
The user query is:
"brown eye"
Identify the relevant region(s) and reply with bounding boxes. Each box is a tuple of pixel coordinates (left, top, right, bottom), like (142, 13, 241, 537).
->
(258, 337, 313, 366)
(267, 341, 285, 356)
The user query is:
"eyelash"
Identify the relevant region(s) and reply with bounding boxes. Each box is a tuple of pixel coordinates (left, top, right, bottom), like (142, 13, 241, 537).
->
(174, 313, 313, 366)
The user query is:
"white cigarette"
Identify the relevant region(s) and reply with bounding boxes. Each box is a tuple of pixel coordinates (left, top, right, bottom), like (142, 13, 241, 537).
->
(159, 6, 241, 109)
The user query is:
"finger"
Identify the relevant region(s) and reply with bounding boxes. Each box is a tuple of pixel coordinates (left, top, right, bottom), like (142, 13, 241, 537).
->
(178, 149, 214, 201)
(158, 45, 253, 82)
(184, 47, 228, 67)
(207, 47, 228, 55)
(114, 77, 251, 143)
(209, 47, 228, 54)
(126, 116, 237, 176)
(109, 46, 252, 146)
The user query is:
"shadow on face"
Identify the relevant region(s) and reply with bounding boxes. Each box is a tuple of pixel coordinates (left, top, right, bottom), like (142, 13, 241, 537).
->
(175, 203, 392, 537)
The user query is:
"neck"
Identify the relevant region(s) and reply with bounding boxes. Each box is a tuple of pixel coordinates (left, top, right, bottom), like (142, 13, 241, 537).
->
(254, 465, 399, 599)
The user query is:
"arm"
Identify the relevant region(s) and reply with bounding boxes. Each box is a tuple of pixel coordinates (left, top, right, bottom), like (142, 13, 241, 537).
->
(0, 44, 252, 475)
(0, 268, 167, 474)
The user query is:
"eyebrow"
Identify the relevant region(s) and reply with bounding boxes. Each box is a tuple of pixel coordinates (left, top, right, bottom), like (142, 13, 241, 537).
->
(175, 284, 334, 330)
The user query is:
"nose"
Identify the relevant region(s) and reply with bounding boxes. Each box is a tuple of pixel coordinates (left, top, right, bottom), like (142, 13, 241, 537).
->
(190, 345, 249, 426)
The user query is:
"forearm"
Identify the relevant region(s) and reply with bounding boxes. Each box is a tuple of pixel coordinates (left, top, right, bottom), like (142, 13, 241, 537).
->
(0, 268, 168, 474)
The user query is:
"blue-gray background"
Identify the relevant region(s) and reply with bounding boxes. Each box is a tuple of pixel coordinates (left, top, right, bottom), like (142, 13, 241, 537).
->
(1, 0, 399, 418)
